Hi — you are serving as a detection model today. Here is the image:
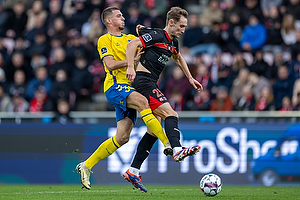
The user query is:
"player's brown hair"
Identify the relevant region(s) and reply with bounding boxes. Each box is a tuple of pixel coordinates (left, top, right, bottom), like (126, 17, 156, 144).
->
(101, 6, 120, 26)
(166, 7, 188, 25)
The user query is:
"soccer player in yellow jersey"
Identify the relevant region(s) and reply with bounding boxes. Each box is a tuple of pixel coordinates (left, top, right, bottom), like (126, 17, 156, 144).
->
(75, 6, 171, 192)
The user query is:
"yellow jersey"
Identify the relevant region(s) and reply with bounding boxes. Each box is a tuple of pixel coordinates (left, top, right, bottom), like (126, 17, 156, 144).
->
(97, 33, 136, 92)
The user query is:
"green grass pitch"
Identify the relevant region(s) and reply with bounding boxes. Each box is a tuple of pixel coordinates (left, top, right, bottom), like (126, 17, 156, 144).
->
(0, 184, 300, 200)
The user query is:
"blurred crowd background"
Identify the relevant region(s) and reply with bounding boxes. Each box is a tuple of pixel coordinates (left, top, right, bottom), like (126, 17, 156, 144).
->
(0, 0, 300, 117)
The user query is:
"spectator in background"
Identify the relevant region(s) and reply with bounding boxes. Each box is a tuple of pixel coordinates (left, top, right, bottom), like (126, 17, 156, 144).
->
(240, 14, 267, 52)
(29, 85, 53, 112)
(280, 95, 293, 111)
(273, 64, 293, 109)
(210, 85, 233, 111)
(6, 0, 27, 39)
(30, 53, 47, 71)
(48, 17, 68, 46)
(189, 21, 223, 57)
(26, 66, 52, 100)
(185, 88, 211, 111)
(6, 91, 29, 112)
(138, 0, 168, 28)
(4, 51, 33, 83)
(89, 0, 105, 13)
(81, 8, 104, 43)
(48, 47, 71, 79)
(263, 6, 284, 54)
(240, 0, 264, 26)
(199, 0, 223, 28)
(194, 62, 211, 90)
(0, 37, 9, 62)
(248, 50, 270, 78)
(26, 0, 48, 32)
(105, 0, 125, 8)
(268, 49, 285, 86)
(221, 12, 243, 54)
(0, 84, 10, 111)
(70, 55, 93, 100)
(12, 36, 29, 56)
(281, 13, 300, 46)
(168, 88, 185, 111)
(281, 0, 300, 20)
(124, 2, 145, 35)
(49, 69, 72, 108)
(255, 86, 275, 111)
(260, 0, 283, 18)
(25, 29, 50, 59)
(182, 13, 203, 49)
(46, 0, 65, 33)
(290, 30, 300, 60)
(234, 84, 255, 111)
(289, 51, 300, 82)
(0, 53, 6, 87)
(48, 35, 64, 65)
(66, 0, 91, 31)
(222, 0, 241, 25)
(293, 91, 300, 110)
(24, 11, 47, 44)
(230, 51, 248, 80)
(164, 66, 190, 104)
(292, 78, 300, 106)
(248, 72, 272, 101)
(6, 69, 27, 98)
(54, 98, 72, 124)
(0, 3, 12, 37)
(230, 68, 250, 104)
(65, 31, 89, 63)
(209, 53, 231, 95)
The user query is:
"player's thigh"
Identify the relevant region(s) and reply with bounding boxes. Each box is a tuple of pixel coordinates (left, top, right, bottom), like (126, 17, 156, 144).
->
(126, 91, 149, 112)
(115, 117, 134, 145)
(153, 102, 178, 119)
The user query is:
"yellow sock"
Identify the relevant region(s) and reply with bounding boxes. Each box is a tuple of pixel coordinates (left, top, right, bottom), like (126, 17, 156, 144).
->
(85, 136, 120, 169)
(140, 108, 169, 146)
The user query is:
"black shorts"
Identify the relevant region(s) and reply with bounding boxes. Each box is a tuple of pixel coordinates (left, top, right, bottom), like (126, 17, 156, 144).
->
(133, 71, 168, 110)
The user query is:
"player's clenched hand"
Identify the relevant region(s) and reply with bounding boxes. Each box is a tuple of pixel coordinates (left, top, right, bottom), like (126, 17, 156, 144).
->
(134, 47, 144, 63)
(126, 66, 136, 82)
(189, 77, 203, 92)
(136, 24, 145, 36)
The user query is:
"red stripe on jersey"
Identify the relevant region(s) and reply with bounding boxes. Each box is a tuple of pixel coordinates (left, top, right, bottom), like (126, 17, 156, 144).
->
(139, 36, 146, 48)
(152, 43, 179, 54)
(149, 95, 164, 110)
(164, 31, 172, 42)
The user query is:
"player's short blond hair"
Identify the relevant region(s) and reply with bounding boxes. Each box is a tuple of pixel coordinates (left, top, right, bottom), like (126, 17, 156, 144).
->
(166, 7, 188, 25)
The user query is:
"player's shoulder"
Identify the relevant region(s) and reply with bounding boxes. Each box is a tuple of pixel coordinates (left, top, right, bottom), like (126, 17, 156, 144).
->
(138, 27, 163, 36)
(98, 33, 110, 43)
(125, 33, 137, 38)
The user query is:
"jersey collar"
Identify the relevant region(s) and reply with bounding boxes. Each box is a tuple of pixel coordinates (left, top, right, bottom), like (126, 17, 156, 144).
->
(164, 31, 172, 42)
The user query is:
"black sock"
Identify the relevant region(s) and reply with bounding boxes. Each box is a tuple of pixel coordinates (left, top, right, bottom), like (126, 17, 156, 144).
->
(165, 116, 181, 148)
(131, 132, 157, 169)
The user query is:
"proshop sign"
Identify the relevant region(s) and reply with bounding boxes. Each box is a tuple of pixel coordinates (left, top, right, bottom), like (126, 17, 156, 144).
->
(107, 127, 281, 175)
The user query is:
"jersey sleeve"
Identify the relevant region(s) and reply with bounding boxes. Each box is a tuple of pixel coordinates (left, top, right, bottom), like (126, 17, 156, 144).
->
(97, 35, 113, 60)
(138, 28, 163, 48)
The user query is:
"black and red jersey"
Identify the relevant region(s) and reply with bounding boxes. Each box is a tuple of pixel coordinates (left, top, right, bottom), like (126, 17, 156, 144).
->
(138, 27, 179, 81)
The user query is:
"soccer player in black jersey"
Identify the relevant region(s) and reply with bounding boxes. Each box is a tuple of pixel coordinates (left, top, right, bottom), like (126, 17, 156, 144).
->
(123, 7, 203, 192)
